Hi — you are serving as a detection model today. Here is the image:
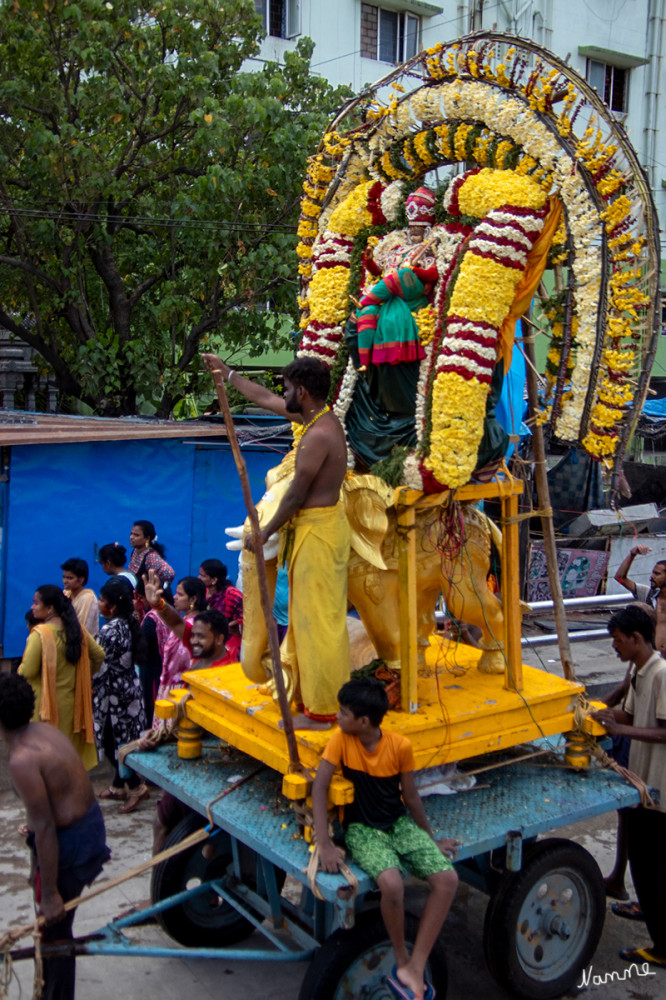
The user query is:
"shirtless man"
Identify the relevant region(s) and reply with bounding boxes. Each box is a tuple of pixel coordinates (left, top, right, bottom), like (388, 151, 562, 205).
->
(1, 672, 109, 1000)
(202, 353, 350, 729)
(614, 544, 666, 656)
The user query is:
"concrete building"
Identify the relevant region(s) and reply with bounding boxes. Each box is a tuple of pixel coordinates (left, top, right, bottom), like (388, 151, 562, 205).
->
(251, 0, 666, 370)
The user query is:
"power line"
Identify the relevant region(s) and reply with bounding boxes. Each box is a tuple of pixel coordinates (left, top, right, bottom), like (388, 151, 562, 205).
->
(0, 205, 298, 233)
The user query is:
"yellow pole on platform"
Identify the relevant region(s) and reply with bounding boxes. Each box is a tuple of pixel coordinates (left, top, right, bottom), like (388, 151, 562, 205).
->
(396, 495, 419, 713)
(501, 491, 524, 692)
(204, 361, 302, 771)
(522, 334, 576, 682)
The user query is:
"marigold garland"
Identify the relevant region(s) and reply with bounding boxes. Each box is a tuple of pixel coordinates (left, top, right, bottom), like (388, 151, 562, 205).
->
(425, 373, 488, 488)
(295, 32, 656, 485)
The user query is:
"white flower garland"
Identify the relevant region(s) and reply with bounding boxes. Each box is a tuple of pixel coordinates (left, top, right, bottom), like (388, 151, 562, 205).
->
(380, 180, 405, 221)
(332, 358, 359, 468)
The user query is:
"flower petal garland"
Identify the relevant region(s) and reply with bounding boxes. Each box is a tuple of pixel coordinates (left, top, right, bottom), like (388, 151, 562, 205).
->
(426, 186, 548, 488)
(294, 31, 657, 488)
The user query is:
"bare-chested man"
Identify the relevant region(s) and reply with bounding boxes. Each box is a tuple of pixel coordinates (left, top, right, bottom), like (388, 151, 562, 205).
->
(1, 672, 110, 1000)
(615, 544, 666, 656)
(202, 353, 350, 729)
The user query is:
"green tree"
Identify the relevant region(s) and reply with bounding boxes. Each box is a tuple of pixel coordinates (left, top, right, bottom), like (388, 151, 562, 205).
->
(0, 0, 346, 415)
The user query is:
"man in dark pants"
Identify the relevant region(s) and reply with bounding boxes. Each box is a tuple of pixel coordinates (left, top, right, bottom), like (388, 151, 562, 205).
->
(0, 673, 110, 998)
(593, 605, 666, 968)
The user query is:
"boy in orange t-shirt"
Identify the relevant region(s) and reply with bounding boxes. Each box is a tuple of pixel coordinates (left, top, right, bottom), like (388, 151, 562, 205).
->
(312, 677, 459, 1000)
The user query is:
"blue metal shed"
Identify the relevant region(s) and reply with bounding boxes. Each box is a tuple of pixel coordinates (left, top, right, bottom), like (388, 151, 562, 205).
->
(0, 411, 290, 659)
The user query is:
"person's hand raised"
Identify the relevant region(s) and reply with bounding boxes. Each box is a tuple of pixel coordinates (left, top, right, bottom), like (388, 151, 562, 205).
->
(143, 568, 163, 608)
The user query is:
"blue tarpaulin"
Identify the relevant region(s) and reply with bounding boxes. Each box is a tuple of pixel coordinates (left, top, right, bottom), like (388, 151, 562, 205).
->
(641, 397, 666, 419)
(1, 435, 283, 658)
(496, 327, 530, 458)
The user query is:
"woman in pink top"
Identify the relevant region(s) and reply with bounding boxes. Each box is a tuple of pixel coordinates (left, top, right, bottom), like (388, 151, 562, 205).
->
(153, 577, 207, 723)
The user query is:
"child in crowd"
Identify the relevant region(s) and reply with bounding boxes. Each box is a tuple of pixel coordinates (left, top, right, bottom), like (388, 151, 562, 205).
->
(313, 677, 459, 1000)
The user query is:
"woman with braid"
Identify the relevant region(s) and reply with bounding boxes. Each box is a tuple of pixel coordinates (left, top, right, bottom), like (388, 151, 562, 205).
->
(19, 585, 104, 771)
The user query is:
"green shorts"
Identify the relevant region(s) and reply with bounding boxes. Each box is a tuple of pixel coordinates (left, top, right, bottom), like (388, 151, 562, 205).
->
(345, 814, 454, 882)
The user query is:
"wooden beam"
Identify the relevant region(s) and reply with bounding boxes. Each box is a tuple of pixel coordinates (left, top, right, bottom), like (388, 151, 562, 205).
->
(396, 502, 419, 713)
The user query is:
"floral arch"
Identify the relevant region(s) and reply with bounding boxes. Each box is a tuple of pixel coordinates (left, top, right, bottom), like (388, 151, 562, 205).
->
(294, 32, 661, 495)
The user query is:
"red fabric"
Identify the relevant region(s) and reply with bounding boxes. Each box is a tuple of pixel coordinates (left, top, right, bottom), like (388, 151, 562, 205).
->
(370, 340, 426, 365)
(412, 266, 438, 283)
(383, 269, 404, 297)
(304, 707, 338, 722)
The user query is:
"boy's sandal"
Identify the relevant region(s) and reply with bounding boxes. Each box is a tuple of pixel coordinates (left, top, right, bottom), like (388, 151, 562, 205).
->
(611, 901, 644, 921)
(118, 784, 150, 814)
(619, 946, 666, 967)
(386, 966, 425, 1000)
(98, 786, 127, 801)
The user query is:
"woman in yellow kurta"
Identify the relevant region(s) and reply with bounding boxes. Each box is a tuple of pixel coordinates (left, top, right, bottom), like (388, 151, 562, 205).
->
(19, 584, 105, 770)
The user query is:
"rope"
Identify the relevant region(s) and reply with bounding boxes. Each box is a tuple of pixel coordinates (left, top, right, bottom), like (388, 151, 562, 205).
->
(291, 802, 358, 902)
(306, 843, 358, 902)
(0, 766, 261, 993)
(0, 826, 211, 960)
(31, 936, 42, 1000)
(572, 693, 656, 808)
(118, 691, 194, 767)
(500, 506, 553, 526)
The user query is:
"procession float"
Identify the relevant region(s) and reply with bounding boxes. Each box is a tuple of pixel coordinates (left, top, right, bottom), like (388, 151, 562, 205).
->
(168, 29, 660, 781)
(126, 32, 661, 1000)
(4, 32, 656, 1000)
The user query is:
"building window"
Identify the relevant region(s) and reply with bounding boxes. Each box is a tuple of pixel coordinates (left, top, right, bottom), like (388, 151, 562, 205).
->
(361, 4, 420, 63)
(586, 59, 628, 113)
(255, 0, 300, 40)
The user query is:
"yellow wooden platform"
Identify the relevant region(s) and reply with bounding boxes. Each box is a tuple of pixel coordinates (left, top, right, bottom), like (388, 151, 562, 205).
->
(177, 634, 602, 797)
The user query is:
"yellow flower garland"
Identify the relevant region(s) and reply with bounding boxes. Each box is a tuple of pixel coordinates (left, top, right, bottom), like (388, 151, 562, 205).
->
(448, 255, 523, 328)
(298, 37, 654, 482)
(425, 373, 488, 488)
(456, 168, 547, 218)
(308, 266, 350, 327)
(414, 306, 437, 345)
(328, 181, 375, 237)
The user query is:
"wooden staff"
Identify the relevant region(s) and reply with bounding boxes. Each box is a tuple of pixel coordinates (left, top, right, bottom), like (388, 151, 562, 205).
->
(522, 332, 576, 681)
(203, 361, 301, 770)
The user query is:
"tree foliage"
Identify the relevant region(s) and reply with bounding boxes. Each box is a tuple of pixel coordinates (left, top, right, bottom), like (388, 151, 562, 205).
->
(0, 0, 347, 415)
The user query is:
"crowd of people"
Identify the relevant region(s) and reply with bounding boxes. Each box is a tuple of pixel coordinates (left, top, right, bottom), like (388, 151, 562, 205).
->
(0, 519, 247, 998)
(17, 520, 244, 812)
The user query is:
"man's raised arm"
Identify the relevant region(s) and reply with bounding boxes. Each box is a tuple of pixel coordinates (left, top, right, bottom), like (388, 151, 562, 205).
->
(202, 353, 290, 419)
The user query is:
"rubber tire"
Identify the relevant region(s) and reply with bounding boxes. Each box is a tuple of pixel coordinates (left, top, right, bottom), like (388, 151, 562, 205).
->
(150, 811, 284, 947)
(483, 838, 606, 1000)
(298, 909, 448, 1000)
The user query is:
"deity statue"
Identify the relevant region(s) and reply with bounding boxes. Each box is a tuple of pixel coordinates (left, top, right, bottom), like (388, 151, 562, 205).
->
(344, 186, 440, 471)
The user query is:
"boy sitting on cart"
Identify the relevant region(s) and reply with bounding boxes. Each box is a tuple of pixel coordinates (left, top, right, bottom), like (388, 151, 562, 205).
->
(313, 677, 459, 1000)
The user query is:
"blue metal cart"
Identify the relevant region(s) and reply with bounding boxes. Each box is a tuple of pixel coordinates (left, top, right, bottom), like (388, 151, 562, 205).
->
(66, 740, 638, 1000)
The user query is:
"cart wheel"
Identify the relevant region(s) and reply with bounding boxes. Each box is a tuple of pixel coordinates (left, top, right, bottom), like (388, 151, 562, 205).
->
(151, 811, 283, 947)
(483, 838, 605, 1000)
(298, 909, 447, 1000)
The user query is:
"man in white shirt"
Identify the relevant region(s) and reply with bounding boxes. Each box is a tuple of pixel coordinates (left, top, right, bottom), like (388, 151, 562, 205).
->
(593, 605, 666, 968)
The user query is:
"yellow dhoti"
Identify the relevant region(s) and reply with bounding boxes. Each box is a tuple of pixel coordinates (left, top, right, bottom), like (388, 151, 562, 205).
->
(281, 503, 351, 721)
